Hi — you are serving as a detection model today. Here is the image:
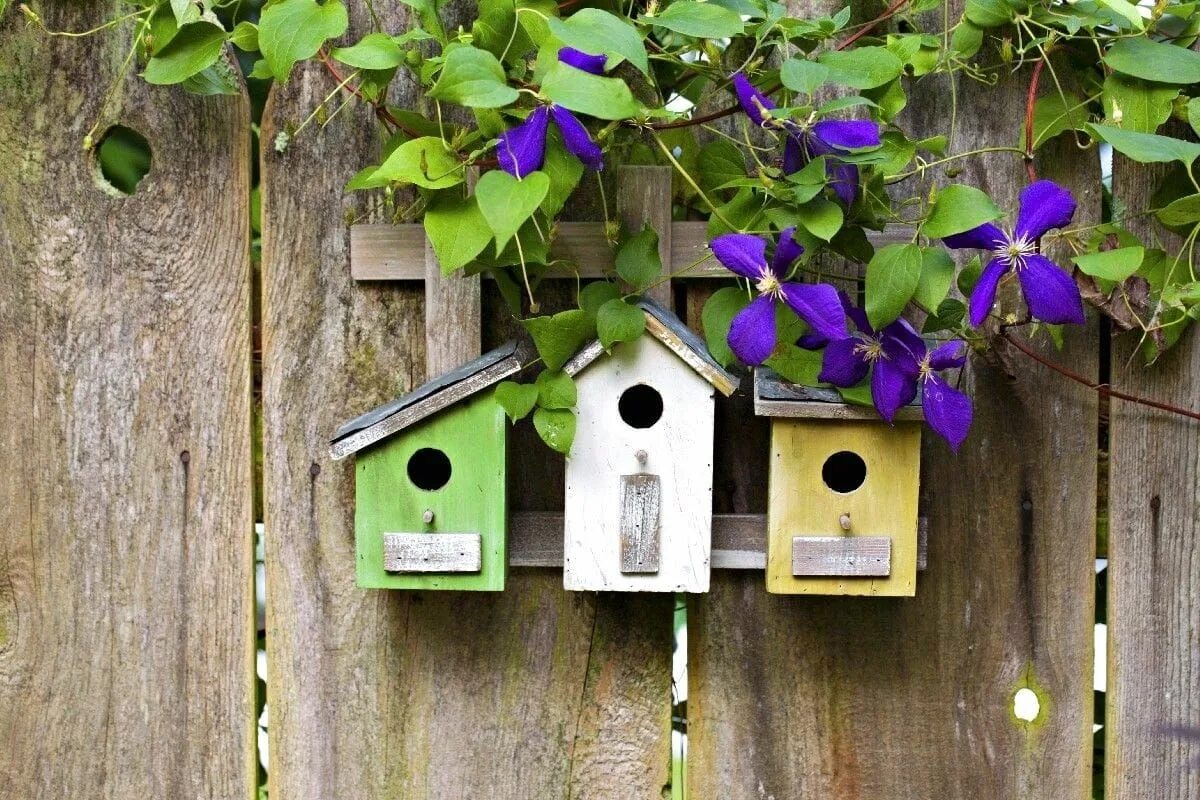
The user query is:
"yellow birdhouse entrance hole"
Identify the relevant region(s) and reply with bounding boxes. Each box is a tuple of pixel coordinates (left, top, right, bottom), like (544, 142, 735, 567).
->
(755, 370, 923, 597)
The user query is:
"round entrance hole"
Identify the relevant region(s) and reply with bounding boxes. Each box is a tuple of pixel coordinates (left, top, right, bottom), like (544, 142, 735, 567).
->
(618, 384, 664, 429)
(821, 451, 867, 493)
(407, 448, 452, 491)
(93, 125, 152, 195)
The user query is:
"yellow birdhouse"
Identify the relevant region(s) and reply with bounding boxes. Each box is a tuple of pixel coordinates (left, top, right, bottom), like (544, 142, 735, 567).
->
(754, 370, 923, 597)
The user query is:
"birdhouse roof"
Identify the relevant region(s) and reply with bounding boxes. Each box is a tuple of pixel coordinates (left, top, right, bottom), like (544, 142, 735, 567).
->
(564, 298, 739, 397)
(329, 341, 526, 460)
(753, 368, 924, 421)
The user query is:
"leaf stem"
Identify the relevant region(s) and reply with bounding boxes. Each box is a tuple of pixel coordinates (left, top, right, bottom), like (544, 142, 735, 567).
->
(650, 132, 738, 231)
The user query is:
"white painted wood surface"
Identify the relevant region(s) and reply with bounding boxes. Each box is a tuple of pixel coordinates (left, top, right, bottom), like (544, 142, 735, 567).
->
(564, 336, 715, 592)
(383, 532, 482, 573)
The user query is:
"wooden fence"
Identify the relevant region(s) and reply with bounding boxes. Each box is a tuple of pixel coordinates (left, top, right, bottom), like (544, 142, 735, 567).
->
(1, 2, 1198, 799)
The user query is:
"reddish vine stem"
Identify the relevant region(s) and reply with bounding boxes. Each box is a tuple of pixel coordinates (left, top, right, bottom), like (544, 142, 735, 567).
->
(317, 49, 424, 140)
(1003, 332, 1200, 422)
(1023, 58, 1045, 184)
(648, 0, 911, 131)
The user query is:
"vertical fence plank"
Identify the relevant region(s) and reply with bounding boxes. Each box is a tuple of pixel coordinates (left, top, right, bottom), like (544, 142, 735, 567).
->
(1108, 150, 1200, 799)
(687, 47, 1098, 799)
(0, 8, 254, 799)
(262, 7, 672, 798)
(617, 166, 673, 305)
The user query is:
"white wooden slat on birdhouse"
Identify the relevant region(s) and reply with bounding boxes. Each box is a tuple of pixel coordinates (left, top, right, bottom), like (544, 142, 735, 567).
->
(383, 532, 483, 573)
(619, 474, 662, 573)
(564, 335, 715, 592)
(791, 536, 892, 577)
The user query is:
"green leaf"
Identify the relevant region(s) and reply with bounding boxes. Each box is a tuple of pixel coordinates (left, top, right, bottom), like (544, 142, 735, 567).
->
(581, 282, 622, 318)
(817, 46, 904, 90)
(700, 286, 749, 368)
(795, 198, 843, 241)
(398, 0, 446, 40)
(697, 139, 746, 194)
(472, 0, 518, 59)
(427, 45, 519, 108)
(913, 247, 956, 312)
(780, 58, 829, 95)
(229, 21, 259, 51)
(171, 0, 200, 25)
(332, 33, 404, 69)
(1157, 193, 1200, 226)
(964, 0, 1015, 27)
(865, 243, 923, 328)
(1104, 37, 1200, 85)
(1188, 97, 1200, 139)
(142, 21, 227, 85)
(495, 381, 539, 420)
(643, 1, 746, 38)
(259, 0, 349, 82)
(923, 184, 1003, 238)
(1089, 123, 1200, 166)
(248, 59, 274, 80)
(957, 254, 983, 295)
(374, 137, 464, 189)
(615, 225, 663, 291)
(950, 20, 983, 57)
(1095, 0, 1145, 29)
(474, 170, 550, 251)
(533, 407, 576, 454)
(1072, 246, 1144, 281)
(1032, 92, 1089, 147)
(540, 62, 643, 120)
(425, 195, 492, 273)
(1102, 76, 1177, 133)
(523, 309, 595, 371)
(548, 9, 649, 74)
(923, 297, 966, 333)
(765, 343, 823, 386)
(539, 134, 585, 218)
(597, 299, 647, 349)
(535, 370, 578, 409)
(181, 60, 241, 95)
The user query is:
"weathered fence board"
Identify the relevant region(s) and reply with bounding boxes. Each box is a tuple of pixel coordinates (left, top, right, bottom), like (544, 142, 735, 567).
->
(261, 7, 671, 798)
(1108, 148, 1200, 799)
(687, 42, 1098, 798)
(0, 7, 254, 799)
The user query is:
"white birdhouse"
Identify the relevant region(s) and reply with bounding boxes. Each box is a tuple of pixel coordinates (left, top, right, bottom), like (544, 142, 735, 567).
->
(561, 299, 738, 592)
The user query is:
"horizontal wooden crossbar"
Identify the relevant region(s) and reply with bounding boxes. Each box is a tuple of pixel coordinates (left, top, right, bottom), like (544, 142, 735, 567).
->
(350, 222, 913, 281)
(509, 512, 928, 571)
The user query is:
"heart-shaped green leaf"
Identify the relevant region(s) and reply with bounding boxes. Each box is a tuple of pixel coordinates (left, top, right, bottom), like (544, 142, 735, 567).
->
(475, 170, 550, 252)
(494, 381, 539, 421)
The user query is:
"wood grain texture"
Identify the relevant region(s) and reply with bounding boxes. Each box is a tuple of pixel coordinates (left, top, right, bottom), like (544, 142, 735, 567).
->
(1108, 140, 1200, 799)
(383, 533, 483, 573)
(616, 166, 673, 304)
(263, 5, 671, 794)
(687, 31, 1098, 797)
(792, 536, 892, 577)
(565, 336, 715, 592)
(620, 474, 663, 573)
(0, 7, 254, 798)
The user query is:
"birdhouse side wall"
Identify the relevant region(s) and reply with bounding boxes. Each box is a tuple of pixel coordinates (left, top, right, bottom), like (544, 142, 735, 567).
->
(564, 336, 715, 592)
(354, 394, 507, 590)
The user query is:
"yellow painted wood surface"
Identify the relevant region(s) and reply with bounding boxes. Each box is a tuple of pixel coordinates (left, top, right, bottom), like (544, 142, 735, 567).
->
(766, 418, 921, 596)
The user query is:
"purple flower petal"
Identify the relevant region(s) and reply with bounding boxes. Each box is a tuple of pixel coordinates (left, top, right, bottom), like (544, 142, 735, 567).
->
(1017, 253, 1085, 325)
(498, 106, 549, 178)
(818, 337, 870, 387)
(922, 374, 973, 452)
(871, 357, 918, 422)
(797, 332, 827, 350)
(880, 318, 924, 370)
(549, 106, 603, 171)
(711, 233, 768, 279)
(558, 47, 607, 75)
(728, 294, 778, 365)
(771, 226, 804, 273)
(838, 290, 872, 335)
(943, 221, 1006, 251)
(731, 73, 776, 127)
(783, 132, 806, 174)
(826, 161, 859, 206)
(928, 340, 968, 370)
(811, 119, 881, 151)
(967, 257, 1011, 327)
(779, 281, 847, 342)
(1015, 180, 1076, 241)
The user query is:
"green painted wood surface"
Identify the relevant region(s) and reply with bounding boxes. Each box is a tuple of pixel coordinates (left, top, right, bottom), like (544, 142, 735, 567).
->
(355, 395, 507, 590)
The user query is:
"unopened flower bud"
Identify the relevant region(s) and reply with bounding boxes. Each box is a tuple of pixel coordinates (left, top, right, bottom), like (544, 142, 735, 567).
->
(1000, 38, 1014, 64)
(405, 49, 422, 69)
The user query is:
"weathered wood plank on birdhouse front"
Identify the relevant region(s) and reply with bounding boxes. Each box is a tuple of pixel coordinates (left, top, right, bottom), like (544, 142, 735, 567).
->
(792, 536, 892, 577)
(383, 533, 483, 573)
(620, 474, 662, 573)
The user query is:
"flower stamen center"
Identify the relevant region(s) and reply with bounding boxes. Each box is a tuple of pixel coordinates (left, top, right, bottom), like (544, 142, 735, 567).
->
(996, 233, 1036, 269)
(853, 334, 885, 363)
(756, 271, 783, 299)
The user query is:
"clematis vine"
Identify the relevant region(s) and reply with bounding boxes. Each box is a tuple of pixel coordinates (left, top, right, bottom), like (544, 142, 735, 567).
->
(731, 73, 881, 206)
(497, 47, 605, 178)
(941, 180, 1085, 327)
(711, 227, 846, 365)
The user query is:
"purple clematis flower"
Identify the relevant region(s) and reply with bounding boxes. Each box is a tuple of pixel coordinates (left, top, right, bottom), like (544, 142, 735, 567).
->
(800, 295, 927, 423)
(942, 180, 1085, 327)
(712, 227, 846, 365)
(911, 339, 974, 452)
(497, 48, 605, 178)
(731, 73, 880, 206)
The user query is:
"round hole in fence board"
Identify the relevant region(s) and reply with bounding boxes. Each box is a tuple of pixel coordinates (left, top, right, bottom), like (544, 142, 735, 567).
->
(92, 125, 152, 196)
(1013, 688, 1041, 722)
(618, 384, 663, 429)
(822, 451, 867, 494)
(407, 448, 452, 491)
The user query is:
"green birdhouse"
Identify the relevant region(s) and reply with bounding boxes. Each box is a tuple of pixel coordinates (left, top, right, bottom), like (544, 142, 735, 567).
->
(329, 342, 525, 591)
